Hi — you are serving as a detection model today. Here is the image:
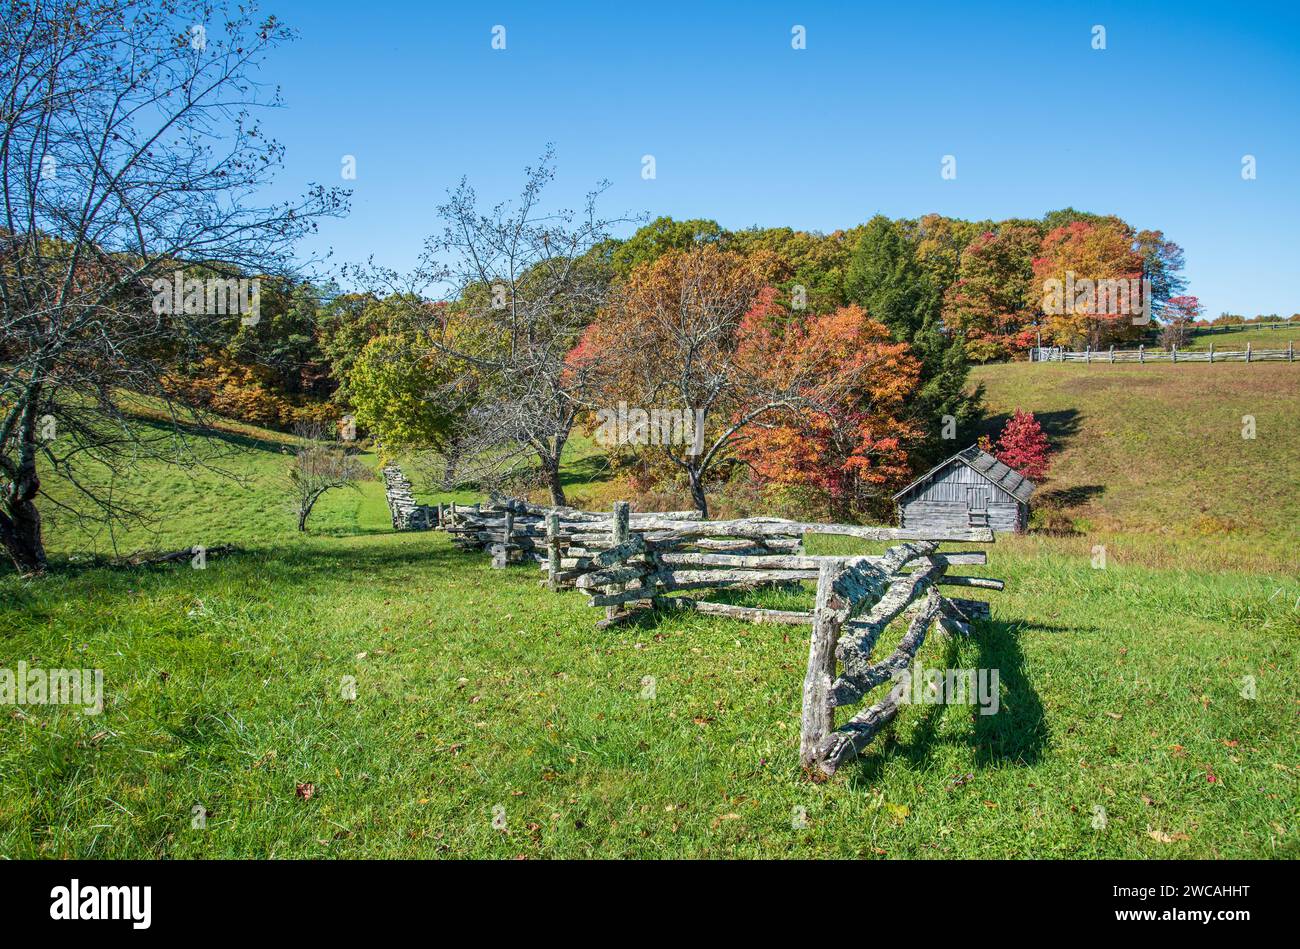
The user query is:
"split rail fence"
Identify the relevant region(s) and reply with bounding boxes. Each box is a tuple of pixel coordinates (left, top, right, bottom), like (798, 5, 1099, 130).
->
(436, 498, 1004, 775)
(1031, 341, 1296, 363)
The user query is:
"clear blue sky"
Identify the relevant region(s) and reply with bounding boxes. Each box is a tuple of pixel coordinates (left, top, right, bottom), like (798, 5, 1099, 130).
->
(262, 0, 1299, 318)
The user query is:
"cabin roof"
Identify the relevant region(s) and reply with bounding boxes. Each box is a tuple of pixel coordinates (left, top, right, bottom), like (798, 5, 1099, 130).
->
(892, 445, 1035, 505)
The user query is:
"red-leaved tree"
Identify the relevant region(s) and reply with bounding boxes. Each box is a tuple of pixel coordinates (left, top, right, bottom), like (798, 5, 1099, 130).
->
(980, 409, 1051, 481)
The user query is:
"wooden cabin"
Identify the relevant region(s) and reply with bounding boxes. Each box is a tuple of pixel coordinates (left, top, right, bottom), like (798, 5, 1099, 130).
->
(893, 445, 1033, 534)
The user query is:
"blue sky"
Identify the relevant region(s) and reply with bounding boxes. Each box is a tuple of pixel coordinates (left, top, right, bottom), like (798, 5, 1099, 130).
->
(261, 0, 1300, 317)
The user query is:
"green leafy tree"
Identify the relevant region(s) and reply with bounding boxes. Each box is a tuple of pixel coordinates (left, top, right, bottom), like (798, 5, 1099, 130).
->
(317, 293, 432, 405)
(348, 333, 472, 465)
(845, 216, 980, 466)
(844, 215, 932, 342)
(607, 216, 727, 278)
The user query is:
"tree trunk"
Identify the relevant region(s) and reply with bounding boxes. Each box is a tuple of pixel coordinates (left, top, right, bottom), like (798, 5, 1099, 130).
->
(297, 491, 322, 532)
(442, 454, 458, 491)
(547, 464, 566, 507)
(539, 439, 566, 507)
(687, 466, 709, 519)
(1, 459, 48, 574)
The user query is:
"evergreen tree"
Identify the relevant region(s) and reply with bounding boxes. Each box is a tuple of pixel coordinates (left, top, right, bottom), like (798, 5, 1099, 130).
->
(845, 216, 981, 467)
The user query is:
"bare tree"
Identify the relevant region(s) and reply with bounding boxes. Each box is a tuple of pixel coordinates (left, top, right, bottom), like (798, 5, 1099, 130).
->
(349, 148, 628, 506)
(0, 0, 347, 572)
(286, 422, 370, 532)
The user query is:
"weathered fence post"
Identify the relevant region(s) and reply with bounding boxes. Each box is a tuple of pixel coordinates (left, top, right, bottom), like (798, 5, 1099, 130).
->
(1139, 344, 1144, 364)
(1289, 341, 1294, 362)
(1085, 346, 1091, 364)
(493, 509, 514, 569)
(1246, 342, 1252, 363)
(605, 502, 631, 623)
(799, 561, 841, 772)
(1172, 346, 1177, 364)
(1209, 341, 1214, 363)
(546, 510, 561, 592)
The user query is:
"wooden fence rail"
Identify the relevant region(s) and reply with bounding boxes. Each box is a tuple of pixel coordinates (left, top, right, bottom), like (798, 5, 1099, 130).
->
(1031, 342, 1296, 364)
(439, 498, 1003, 777)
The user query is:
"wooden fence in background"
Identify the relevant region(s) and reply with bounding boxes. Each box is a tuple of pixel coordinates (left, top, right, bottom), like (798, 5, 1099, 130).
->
(1031, 341, 1296, 364)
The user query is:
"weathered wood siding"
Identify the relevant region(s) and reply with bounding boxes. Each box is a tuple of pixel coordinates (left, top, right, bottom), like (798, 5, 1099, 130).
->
(896, 462, 1027, 533)
(898, 499, 1024, 533)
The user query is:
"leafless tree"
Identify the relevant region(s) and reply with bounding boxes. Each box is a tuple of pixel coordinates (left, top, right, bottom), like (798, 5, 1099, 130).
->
(348, 148, 630, 506)
(1159, 317, 1191, 350)
(285, 422, 370, 532)
(0, 0, 347, 572)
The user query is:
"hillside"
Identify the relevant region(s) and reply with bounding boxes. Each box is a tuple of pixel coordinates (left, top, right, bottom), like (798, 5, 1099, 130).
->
(972, 362, 1299, 572)
(3, 387, 1297, 859)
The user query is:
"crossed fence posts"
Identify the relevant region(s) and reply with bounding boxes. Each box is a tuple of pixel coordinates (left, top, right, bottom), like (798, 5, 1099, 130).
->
(439, 498, 1003, 776)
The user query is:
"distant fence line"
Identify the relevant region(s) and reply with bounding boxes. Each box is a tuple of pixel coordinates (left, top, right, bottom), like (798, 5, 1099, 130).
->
(1185, 321, 1297, 335)
(1031, 342, 1296, 364)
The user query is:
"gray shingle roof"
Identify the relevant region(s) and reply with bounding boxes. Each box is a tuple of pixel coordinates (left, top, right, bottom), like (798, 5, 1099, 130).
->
(891, 445, 1035, 504)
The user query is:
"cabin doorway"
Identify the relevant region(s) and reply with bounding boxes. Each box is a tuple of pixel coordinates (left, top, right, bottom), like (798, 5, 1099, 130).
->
(967, 486, 990, 527)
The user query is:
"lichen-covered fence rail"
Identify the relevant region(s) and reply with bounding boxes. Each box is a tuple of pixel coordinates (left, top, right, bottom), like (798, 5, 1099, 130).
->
(440, 498, 1005, 776)
(439, 499, 702, 570)
(798, 544, 998, 776)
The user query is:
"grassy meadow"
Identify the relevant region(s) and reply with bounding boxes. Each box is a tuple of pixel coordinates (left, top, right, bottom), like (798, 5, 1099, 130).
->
(0, 362, 1296, 859)
(1179, 323, 1300, 352)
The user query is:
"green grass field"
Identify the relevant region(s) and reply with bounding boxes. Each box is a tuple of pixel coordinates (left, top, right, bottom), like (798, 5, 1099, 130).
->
(972, 362, 1300, 574)
(1179, 324, 1300, 351)
(1, 364, 1297, 859)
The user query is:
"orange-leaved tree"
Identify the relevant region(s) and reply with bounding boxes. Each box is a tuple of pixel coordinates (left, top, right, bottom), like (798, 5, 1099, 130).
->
(578, 247, 807, 516)
(734, 291, 923, 522)
(1029, 218, 1146, 349)
(941, 225, 1041, 362)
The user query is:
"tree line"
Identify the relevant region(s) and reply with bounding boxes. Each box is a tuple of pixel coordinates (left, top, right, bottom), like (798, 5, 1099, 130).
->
(324, 154, 1192, 523)
(1, 1, 1200, 572)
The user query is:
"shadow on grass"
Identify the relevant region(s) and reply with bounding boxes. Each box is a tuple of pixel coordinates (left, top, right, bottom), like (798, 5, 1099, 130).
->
(1036, 484, 1105, 508)
(15, 534, 463, 588)
(843, 618, 1052, 787)
(978, 408, 1083, 448)
(560, 453, 616, 491)
(1031, 484, 1106, 535)
(126, 411, 298, 456)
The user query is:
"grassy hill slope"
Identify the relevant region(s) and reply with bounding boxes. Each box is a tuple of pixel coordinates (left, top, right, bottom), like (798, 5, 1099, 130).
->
(2, 376, 1296, 859)
(972, 362, 1299, 573)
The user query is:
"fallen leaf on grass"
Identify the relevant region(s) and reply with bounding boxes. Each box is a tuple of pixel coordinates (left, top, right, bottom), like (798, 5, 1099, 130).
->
(1147, 828, 1190, 844)
(295, 782, 315, 800)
